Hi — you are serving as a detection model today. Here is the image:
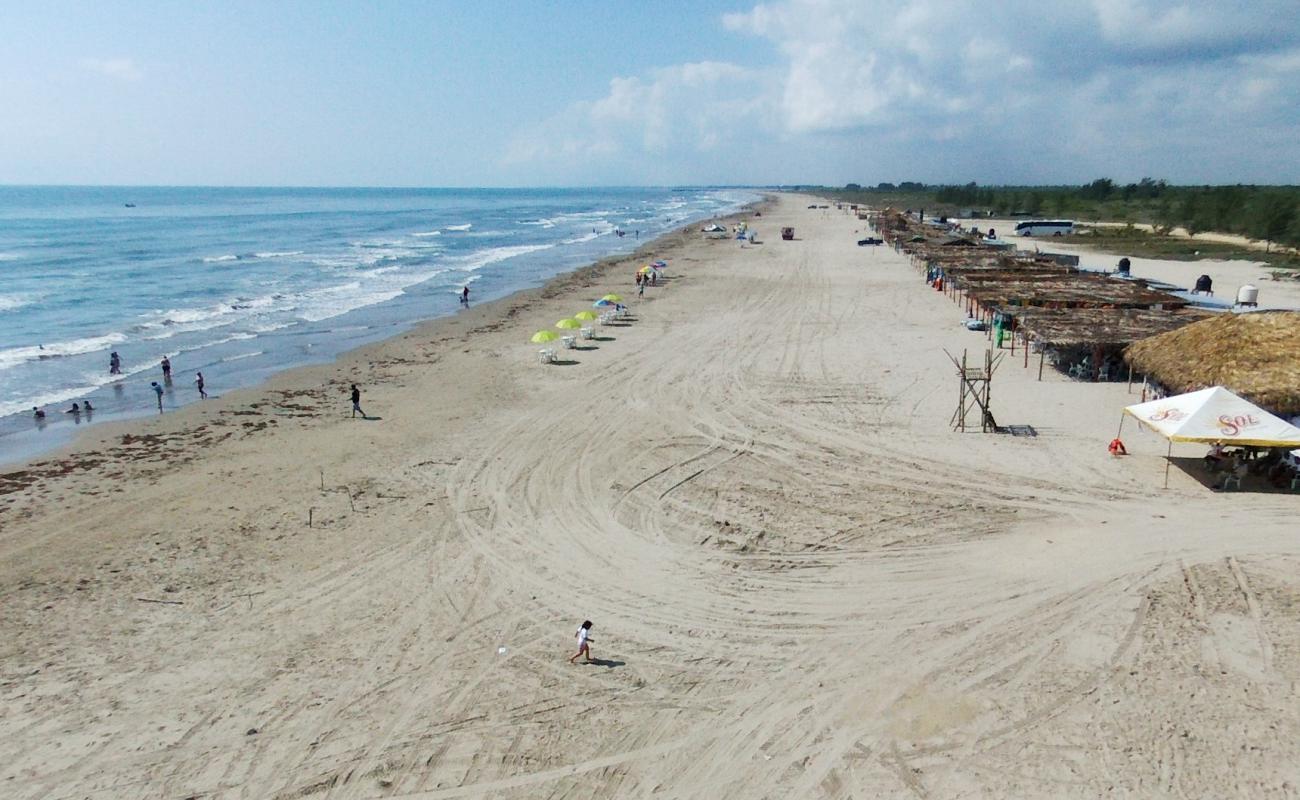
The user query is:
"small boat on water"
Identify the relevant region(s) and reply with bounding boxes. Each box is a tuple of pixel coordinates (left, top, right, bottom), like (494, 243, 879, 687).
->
(124, 203, 136, 208)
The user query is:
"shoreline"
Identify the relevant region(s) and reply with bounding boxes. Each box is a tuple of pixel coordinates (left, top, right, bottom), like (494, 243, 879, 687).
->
(0, 200, 765, 472)
(7, 193, 1299, 799)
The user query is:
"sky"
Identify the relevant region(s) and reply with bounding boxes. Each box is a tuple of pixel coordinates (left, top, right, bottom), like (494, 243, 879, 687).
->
(2, 0, 1298, 187)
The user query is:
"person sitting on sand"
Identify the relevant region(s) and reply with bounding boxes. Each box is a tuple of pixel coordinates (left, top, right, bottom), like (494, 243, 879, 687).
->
(1204, 442, 1226, 470)
(569, 620, 593, 664)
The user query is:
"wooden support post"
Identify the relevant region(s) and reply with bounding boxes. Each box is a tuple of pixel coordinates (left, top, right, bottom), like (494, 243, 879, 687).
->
(1163, 440, 1173, 489)
(1038, 348, 1046, 381)
(984, 349, 994, 432)
(958, 349, 967, 432)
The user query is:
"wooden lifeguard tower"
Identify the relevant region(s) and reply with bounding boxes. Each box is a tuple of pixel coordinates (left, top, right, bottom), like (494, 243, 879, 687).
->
(946, 348, 1002, 432)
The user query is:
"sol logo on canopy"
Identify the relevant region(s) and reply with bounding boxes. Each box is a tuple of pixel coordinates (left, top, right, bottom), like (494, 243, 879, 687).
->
(1148, 408, 1186, 422)
(1217, 414, 1259, 437)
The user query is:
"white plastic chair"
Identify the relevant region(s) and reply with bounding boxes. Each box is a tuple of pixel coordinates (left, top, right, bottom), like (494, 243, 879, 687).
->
(580, 327, 594, 339)
(562, 335, 577, 349)
(1222, 467, 1246, 491)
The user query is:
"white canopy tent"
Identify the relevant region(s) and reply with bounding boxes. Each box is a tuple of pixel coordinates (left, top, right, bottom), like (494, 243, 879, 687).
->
(1120, 386, 1300, 487)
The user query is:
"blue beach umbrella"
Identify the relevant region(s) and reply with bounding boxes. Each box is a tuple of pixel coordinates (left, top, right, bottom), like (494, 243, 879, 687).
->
(593, 299, 613, 307)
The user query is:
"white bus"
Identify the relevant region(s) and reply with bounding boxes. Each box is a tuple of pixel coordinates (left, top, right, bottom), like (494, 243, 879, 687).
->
(1014, 219, 1075, 236)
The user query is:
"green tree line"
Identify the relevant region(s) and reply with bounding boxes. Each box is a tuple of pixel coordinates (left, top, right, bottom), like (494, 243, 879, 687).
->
(834, 180, 1300, 249)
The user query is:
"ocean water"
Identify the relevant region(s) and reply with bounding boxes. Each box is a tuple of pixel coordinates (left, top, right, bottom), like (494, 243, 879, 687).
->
(0, 186, 757, 461)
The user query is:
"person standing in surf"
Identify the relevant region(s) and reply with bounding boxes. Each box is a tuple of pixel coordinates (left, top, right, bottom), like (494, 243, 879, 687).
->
(195, 371, 207, 399)
(569, 620, 594, 664)
(150, 381, 164, 412)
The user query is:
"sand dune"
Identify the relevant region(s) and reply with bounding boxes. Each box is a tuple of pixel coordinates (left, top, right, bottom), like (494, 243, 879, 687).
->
(3, 194, 1299, 798)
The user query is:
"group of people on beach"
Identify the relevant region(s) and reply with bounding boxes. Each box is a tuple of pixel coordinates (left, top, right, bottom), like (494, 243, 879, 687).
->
(31, 353, 208, 423)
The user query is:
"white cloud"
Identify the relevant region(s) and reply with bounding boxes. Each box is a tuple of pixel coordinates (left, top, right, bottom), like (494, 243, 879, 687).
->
(82, 58, 142, 81)
(504, 61, 777, 181)
(507, 1, 1300, 184)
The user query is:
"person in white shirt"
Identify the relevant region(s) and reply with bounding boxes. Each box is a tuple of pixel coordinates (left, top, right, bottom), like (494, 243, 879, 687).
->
(569, 620, 594, 664)
(1204, 442, 1226, 470)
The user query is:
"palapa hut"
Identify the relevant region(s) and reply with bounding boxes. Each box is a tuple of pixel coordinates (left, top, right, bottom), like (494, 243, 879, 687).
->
(1124, 311, 1300, 416)
(1016, 308, 1210, 381)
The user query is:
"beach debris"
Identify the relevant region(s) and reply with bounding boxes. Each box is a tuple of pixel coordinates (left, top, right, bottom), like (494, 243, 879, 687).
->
(246, 727, 259, 736)
(136, 597, 184, 606)
(497, 646, 508, 655)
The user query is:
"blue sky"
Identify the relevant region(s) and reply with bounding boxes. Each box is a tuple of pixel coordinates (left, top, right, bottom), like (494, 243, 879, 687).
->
(2, 1, 1298, 187)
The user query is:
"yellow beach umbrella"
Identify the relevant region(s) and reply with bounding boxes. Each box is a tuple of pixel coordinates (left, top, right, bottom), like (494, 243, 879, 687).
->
(531, 330, 560, 343)
(555, 318, 582, 330)
(601, 294, 623, 302)
(637, 265, 652, 274)
(574, 310, 598, 321)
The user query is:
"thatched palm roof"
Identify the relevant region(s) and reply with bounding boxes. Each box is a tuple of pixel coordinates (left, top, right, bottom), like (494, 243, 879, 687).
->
(1015, 308, 1209, 348)
(1124, 311, 1300, 415)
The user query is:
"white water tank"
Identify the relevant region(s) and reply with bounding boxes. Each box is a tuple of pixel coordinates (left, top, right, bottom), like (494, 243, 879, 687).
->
(1237, 284, 1259, 306)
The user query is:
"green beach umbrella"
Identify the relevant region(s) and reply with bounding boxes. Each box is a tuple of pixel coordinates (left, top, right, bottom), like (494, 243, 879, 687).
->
(555, 318, 582, 330)
(601, 294, 623, 302)
(531, 330, 560, 343)
(574, 311, 598, 321)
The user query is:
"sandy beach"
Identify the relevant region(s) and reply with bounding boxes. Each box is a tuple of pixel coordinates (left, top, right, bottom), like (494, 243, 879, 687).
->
(4, 193, 1300, 798)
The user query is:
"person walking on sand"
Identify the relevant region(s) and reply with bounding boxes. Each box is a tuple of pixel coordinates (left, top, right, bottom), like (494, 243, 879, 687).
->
(151, 381, 164, 412)
(195, 371, 207, 399)
(160, 356, 172, 383)
(638, 278, 645, 297)
(350, 384, 364, 418)
(569, 620, 594, 664)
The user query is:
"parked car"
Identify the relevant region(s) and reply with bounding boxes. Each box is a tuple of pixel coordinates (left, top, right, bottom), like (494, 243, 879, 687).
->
(857, 237, 883, 246)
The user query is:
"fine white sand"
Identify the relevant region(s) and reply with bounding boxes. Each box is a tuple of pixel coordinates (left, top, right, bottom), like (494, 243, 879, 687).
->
(3, 194, 1299, 798)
